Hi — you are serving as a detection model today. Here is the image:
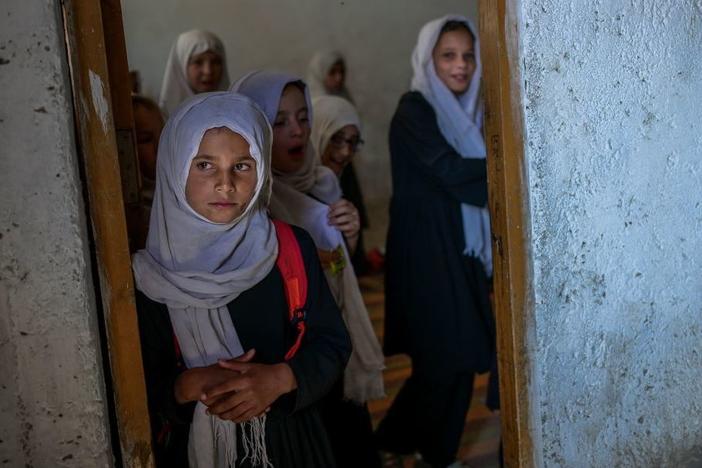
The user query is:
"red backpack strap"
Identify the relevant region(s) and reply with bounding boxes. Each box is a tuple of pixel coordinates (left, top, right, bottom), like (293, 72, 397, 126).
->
(272, 219, 308, 360)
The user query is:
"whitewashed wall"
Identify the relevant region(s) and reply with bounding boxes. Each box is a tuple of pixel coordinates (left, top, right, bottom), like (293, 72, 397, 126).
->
(518, 0, 702, 465)
(0, 0, 113, 465)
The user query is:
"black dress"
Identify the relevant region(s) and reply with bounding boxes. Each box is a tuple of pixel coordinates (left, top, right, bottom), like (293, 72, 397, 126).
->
(376, 91, 495, 467)
(136, 226, 352, 468)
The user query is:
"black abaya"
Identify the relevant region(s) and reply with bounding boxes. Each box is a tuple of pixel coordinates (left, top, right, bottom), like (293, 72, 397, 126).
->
(383, 91, 494, 375)
(136, 226, 352, 468)
(377, 91, 496, 466)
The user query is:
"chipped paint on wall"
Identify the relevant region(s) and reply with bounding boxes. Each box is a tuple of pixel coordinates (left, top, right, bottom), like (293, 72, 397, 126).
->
(89, 69, 110, 134)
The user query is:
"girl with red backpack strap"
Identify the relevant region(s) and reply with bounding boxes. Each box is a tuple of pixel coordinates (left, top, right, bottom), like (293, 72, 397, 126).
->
(132, 92, 351, 468)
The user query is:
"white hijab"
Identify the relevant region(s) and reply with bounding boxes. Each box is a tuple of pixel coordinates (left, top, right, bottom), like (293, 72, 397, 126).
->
(306, 50, 354, 102)
(310, 95, 362, 160)
(132, 92, 275, 468)
(159, 30, 231, 117)
(232, 71, 385, 404)
(411, 15, 493, 277)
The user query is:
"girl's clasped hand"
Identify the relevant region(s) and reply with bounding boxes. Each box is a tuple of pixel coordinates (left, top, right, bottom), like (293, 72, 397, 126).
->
(175, 349, 296, 424)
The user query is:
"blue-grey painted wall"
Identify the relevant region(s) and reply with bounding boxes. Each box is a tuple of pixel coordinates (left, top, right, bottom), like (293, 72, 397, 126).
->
(518, 0, 702, 465)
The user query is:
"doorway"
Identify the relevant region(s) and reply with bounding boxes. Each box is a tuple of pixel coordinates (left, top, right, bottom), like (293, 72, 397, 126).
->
(62, 0, 533, 466)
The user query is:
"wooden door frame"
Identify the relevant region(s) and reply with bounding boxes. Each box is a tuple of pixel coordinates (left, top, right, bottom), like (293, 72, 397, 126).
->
(59, 0, 535, 465)
(479, 0, 537, 466)
(61, 0, 154, 466)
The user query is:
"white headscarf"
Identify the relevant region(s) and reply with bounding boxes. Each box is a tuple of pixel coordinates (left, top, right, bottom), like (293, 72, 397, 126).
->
(132, 92, 275, 468)
(310, 95, 362, 159)
(232, 71, 385, 404)
(159, 30, 231, 117)
(411, 15, 493, 276)
(306, 50, 354, 102)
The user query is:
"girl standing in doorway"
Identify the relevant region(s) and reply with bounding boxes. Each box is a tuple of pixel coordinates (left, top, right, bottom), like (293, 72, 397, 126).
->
(376, 15, 495, 468)
(133, 92, 351, 467)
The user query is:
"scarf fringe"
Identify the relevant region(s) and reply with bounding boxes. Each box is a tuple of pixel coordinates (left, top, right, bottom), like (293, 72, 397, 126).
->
(214, 418, 237, 467)
(240, 415, 272, 468)
(192, 406, 272, 468)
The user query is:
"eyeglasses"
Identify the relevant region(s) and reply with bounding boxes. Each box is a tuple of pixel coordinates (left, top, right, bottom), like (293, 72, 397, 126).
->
(330, 134, 364, 152)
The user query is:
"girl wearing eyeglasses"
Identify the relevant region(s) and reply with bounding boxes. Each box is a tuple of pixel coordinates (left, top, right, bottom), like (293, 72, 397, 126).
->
(309, 95, 374, 277)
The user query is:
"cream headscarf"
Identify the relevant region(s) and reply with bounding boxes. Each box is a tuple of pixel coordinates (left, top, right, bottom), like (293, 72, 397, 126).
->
(310, 95, 362, 160)
(232, 71, 385, 404)
(132, 92, 275, 468)
(158, 30, 231, 117)
(306, 50, 354, 102)
(411, 15, 493, 277)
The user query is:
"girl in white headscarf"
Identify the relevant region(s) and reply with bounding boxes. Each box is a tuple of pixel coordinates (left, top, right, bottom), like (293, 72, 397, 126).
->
(310, 95, 362, 177)
(133, 91, 350, 468)
(158, 30, 230, 116)
(232, 71, 385, 468)
(310, 95, 371, 273)
(376, 15, 496, 468)
(306, 50, 353, 101)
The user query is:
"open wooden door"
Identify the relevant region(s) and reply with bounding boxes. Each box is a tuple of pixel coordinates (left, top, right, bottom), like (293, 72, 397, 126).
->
(479, 1, 536, 467)
(61, 0, 154, 466)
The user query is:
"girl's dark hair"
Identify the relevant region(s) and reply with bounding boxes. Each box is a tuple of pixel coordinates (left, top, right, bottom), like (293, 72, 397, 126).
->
(439, 20, 475, 42)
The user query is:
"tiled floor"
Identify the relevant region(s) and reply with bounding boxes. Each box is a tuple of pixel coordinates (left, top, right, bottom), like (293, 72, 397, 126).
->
(359, 274, 501, 468)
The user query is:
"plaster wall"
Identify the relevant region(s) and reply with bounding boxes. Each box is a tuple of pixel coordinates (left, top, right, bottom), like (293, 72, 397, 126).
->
(518, 0, 702, 466)
(0, 0, 113, 466)
(120, 0, 479, 248)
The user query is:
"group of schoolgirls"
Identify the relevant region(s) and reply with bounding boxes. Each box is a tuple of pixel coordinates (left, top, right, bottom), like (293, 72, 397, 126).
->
(132, 13, 497, 468)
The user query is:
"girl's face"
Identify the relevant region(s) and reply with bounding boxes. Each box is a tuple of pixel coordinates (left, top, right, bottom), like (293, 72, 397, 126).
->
(321, 124, 361, 176)
(271, 85, 310, 173)
(432, 28, 476, 95)
(185, 127, 257, 223)
(324, 60, 345, 94)
(186, 50, 224, 94)
(133, 103, 164, 181)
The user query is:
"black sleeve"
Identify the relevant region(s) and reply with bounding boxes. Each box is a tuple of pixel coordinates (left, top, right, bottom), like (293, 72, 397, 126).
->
(285, 226, 352, 413)
(135, 291, 196, 427)
(390, 92, 488, 207)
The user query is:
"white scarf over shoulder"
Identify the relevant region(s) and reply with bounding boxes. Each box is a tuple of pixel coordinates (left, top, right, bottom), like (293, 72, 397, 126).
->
(411, 15, 493, 277)
(231, 71, 385, 404)
(132, 92, 275, 467)
(159, 30, 231, 116)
